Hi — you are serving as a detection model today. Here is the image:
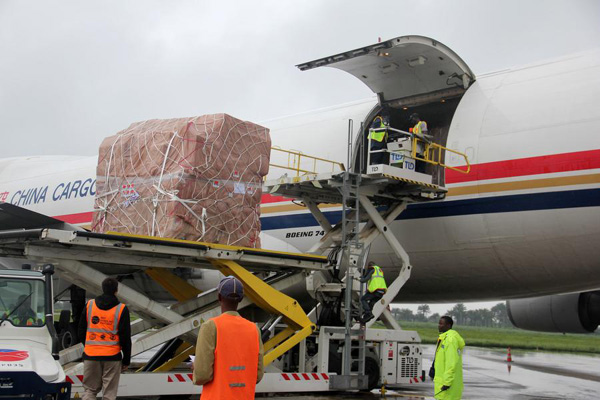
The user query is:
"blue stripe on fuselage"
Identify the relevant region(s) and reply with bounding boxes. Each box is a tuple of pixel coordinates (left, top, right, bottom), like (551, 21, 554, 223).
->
(260, 188, 600, 231)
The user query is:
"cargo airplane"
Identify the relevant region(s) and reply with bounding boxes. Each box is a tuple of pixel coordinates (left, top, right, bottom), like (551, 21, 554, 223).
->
(1, 36, 599, 334)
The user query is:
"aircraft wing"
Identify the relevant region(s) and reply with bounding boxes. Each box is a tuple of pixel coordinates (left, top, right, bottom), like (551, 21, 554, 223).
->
(0, 202, 84, 231)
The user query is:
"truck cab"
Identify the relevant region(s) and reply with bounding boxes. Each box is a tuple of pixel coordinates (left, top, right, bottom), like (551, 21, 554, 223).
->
(0, 266, 70, 399)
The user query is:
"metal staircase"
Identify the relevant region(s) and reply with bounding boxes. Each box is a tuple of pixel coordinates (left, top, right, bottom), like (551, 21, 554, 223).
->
(331, 123, 368, 389)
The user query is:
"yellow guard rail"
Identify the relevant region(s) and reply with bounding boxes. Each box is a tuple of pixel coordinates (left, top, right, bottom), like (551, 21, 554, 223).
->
(270, 146, 345, 177)
(410, 136, 471, 174)
(369, 127, 471, 174)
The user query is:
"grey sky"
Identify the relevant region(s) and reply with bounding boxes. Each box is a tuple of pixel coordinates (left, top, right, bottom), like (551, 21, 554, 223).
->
(1, 0, 599, 158)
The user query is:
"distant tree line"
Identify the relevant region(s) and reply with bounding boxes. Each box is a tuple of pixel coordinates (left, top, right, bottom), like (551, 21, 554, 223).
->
(392, 303, 513, 328)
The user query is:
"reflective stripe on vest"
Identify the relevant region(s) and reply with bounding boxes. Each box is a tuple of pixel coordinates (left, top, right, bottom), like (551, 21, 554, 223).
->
(84, 299, 124, 357)
(413, 120, 427, 134)
(367, 265, 387, 293)
(201, 313, 259, 400)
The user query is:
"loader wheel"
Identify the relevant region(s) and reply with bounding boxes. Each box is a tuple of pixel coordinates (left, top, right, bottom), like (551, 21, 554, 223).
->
(59, 324, 77, 350)
(58, 309, 71, 330)
(365, 356, 380, 391)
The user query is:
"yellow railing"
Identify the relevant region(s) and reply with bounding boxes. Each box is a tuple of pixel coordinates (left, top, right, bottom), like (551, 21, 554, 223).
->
(269, 146, 345, 177)
(411, 137, 470, 174)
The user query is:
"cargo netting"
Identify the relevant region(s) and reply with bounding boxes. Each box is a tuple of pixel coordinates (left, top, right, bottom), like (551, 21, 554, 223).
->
(92, 114, 271, 248)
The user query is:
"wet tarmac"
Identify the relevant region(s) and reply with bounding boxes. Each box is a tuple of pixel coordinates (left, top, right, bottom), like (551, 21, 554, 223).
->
(258, 345, 600, 400)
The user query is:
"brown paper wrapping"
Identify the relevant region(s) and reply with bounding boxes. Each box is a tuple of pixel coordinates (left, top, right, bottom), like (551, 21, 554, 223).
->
(92, 114, 270, 248)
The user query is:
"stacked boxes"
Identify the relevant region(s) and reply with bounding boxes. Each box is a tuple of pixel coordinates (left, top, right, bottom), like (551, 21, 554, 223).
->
(92, 114, 270, 248)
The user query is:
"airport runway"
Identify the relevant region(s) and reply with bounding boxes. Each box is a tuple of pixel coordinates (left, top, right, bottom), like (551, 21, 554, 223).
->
(261, 345, 600, 400)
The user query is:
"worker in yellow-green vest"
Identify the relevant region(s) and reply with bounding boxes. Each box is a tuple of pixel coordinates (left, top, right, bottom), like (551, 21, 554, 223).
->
(368, 116, 388, 165)
(410, 113, 428, 135)
(359, 262, 387, 323)
(409, 113, 428, 173)
(430, 316, 465, 400)
(8, 294, 38, 326)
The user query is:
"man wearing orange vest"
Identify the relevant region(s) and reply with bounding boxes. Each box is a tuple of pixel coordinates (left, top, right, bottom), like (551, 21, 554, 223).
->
(78, 277, 131, 400)
(193, 276, 264, 399)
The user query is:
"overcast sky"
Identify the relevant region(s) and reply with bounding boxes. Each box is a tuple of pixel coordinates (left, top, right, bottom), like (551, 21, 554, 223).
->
(1, 0, 599, 159)
(2, 1, 598, 316)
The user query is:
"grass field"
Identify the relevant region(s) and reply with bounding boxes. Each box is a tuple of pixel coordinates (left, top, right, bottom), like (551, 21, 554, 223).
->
(379, 321, 600, 354)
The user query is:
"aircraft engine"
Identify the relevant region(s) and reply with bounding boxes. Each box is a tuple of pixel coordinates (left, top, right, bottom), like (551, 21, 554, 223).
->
(506, 291, 600, 333)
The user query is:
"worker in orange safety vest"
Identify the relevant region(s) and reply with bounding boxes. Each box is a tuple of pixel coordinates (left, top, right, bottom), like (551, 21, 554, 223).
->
(78, 277, 131, 400)
(193, 275, 264, 399)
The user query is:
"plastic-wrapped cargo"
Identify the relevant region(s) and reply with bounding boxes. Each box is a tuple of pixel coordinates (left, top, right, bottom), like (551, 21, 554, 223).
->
(92, 114, 270, 248)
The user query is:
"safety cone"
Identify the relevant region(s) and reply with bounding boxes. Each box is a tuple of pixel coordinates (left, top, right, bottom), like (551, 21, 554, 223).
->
(506, 347, 513, 362)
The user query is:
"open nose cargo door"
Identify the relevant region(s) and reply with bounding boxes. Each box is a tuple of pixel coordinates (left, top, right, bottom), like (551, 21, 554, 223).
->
(297, 35, 475, 105)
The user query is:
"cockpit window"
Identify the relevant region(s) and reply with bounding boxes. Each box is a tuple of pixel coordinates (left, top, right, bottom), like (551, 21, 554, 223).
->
(0, 277, 45, 327)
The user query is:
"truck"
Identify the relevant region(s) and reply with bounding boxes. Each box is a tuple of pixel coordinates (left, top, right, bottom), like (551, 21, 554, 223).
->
(0, 265, 71, 399)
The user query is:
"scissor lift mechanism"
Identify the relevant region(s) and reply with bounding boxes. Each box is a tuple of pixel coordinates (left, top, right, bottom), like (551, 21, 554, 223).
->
(264, 169, 447, 327)
(263, 166, 447, 390)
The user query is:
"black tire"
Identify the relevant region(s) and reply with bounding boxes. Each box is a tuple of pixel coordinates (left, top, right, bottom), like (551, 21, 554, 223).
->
(365, 356, 380, 391)
(328, 350, 342, 375)
(58, 309, 71, 330)
(59, 323, 78, 350)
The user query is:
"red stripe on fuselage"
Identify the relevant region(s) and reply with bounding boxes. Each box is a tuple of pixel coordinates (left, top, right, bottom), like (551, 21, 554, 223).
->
(446, 149, 600, 184)
(261, 193, 289, 203)
(53, 211, 94, 224)
(49, 150, 600, 224)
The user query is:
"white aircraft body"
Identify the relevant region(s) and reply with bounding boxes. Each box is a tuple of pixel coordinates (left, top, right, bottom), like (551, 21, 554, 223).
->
(1, 36, 599, 332)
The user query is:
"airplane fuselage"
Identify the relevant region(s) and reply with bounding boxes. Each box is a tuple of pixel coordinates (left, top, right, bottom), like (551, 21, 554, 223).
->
(1, 45, 599, 303)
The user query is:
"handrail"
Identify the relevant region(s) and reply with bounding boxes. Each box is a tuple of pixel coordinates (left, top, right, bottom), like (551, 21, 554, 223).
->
(410, 137, 471, 174)
(270, 147, 346, 176)
(369, 127, 470, 174)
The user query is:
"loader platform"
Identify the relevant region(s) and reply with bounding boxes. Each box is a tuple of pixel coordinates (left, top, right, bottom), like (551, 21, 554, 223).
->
(0, 228, 329, 273)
